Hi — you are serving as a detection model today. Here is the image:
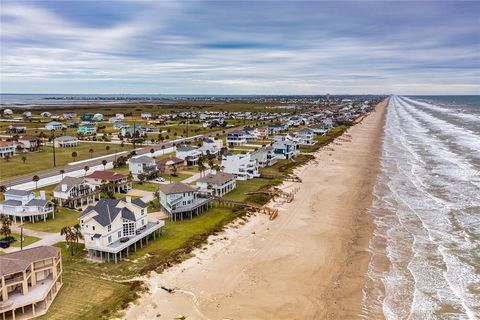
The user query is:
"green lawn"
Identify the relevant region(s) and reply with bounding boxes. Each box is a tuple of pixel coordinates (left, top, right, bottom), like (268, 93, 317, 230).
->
(159, 172, 192, 182)
(22, 207, 80, 233)
(260, 154, 314, 177)
(132, 182, 158, 192)
(0, 142, 126, 180)
(223, 178, 276, 202)
(8, 232, 41, 247)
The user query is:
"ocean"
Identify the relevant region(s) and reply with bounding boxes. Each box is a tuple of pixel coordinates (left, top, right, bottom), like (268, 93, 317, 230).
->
(363, 96, 480, 319)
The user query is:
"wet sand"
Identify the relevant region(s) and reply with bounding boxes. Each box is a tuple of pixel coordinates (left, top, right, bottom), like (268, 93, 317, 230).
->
(120, 99, 388, 320)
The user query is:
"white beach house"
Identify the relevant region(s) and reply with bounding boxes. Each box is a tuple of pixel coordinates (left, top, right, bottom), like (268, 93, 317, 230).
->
(80, 197, 164, 263)
(221, 153, 260, 180)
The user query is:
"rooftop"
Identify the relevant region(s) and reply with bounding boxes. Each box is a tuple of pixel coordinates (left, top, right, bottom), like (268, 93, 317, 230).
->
(159, 182, 196, 195)
(0, 246, 60, 277)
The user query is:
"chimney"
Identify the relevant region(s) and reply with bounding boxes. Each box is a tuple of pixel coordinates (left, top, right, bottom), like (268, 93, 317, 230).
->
(126, 196, 131, 203)
(61, 184, 67, 192)
(40, 191, 46, 200)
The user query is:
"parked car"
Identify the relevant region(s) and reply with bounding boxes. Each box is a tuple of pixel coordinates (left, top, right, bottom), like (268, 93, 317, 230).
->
(0, 236, 16, 249)
(155, 177, 166, 182)
(120, 237, 130, 243)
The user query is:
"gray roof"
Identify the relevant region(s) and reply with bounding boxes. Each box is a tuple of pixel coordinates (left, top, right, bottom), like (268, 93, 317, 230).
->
(4, 189, 32, 197)
(196, 172, 236, 185)
(56, 135, 77, 142)
(53, 176, 84, 192)
(159, 182, 196, 195)
(130, 155, 154, 164)
(0, 246, 60, 277)
(92, 234, 101, 239)
(176, 145, 197, 152)
(80, 198, 143, 227)
(26, 199, 50, 207)
(132, 198, 148, 208)
(1, 199, 22, 206)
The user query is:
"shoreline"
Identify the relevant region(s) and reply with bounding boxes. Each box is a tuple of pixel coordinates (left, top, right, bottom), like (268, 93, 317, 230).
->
(120, 99, 388, 320)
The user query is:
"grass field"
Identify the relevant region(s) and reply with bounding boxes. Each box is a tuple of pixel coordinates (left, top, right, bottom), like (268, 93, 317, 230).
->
(22, 207, 80, 233)
(8, 232, 41, 247)
(131, 182, 158, 192)
(159, 172, 192, 182)
(0, 142, 125, 180)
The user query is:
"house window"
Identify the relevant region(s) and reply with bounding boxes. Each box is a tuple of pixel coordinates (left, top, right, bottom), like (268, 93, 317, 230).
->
(142, 219, 145, 226)
(123, 222, 135, 236)
(108, 236, 112, 243)
(118, 231, 122, 238)
(108, 225, 111, 232)
(92, 226, 95, 231)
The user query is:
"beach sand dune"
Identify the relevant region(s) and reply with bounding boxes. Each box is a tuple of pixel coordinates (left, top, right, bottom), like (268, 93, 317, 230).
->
(120, 99, 388, 320)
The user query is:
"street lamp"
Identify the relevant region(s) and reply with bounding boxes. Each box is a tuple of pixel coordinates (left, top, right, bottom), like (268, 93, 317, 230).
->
(51, 129, 56, 167)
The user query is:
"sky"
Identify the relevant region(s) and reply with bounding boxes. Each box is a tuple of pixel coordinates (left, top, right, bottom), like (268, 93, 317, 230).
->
(0, 0, 479, 95)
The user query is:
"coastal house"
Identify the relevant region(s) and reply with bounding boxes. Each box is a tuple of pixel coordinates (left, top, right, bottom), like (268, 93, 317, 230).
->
(45, 121, 64, 131)
(18, 136, 40, 151)
(85, 171, 132, 193)
(198, 138, 223, 156)
(253, 128, 269, 139)
(93, 113, 103, 121)
(129, 156, 158, 180)
(77, 122, 97, 135)
(309, 125, 329, 135)
(156, 156, 185, 174)
(40, 112, 51, 118)
(176, 145, 202, 166)
(140, 113, 152, 119)
(196, 172, 237, 197)
(158, 182, 210, 221)
(115, 113, 125, 119)
(0, 141, 16, 158)
(221, 153, 260, 180)
(22, 111, 32, 118)
(296, 128, 316, 145)
(109, 117, 121, 123)
(250, 146, 277, 168)
(63, 112, 76, 119)
(54, 135, 79, 148)
(0, 189, 54, 223)
(113, 122, 129, 130)
(80, 197, 164, 263)
(121, 125, 145, 137)
(53, 176, 100, 208)
(6, 125, 26, 134)
(80, 113, 94, 121)
(2, 108, 13, 115)
(226, 130, 248, 146)
(0, 246, 63, 320)
(273, 140, 299, 159)
(267, 123, 287, 135)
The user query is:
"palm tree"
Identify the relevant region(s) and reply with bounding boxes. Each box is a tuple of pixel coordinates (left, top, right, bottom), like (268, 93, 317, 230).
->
(102, 159, 107, 170)
(150, 148, 154, 156)
(72, 151, 78, 161)
(4, 155, 10, 162)
(21, 156, 27, 164)
(32, 175, 40, 190)
(89, 148, 94, 159)
(105, 145, 110, 153)
(84, 166, 89, 177)
(73, 224, 83, 252)
(60, 169, 65, 179)
(0, 215, 13, 238)
(61, 226, 75, 256)
(120, 141, 125, 149)
(0, 185, 6, 194)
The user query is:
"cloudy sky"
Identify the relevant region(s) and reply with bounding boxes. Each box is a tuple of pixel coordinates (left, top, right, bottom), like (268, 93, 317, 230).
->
(1, 0, 479, 95)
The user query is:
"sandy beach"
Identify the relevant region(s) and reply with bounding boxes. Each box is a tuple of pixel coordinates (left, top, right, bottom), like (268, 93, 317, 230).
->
(120, 99, 388, 320)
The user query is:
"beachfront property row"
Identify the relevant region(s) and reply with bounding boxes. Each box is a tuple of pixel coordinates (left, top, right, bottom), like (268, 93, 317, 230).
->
(0, 246, 63, 320)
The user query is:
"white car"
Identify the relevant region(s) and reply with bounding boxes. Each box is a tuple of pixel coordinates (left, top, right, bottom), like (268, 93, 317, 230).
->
(155, 177, 166, 182)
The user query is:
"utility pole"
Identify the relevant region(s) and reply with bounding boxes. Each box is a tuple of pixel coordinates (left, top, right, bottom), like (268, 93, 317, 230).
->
(20, 227, 23, 250)
(186, 119, 189, 138)
(51, 129, 56, 167)
(132, 121, 136, 149)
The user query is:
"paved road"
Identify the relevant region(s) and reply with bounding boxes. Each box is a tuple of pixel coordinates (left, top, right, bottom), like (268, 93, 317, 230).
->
(1, 135, 198, 188)
(1, 121, 276, 188)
